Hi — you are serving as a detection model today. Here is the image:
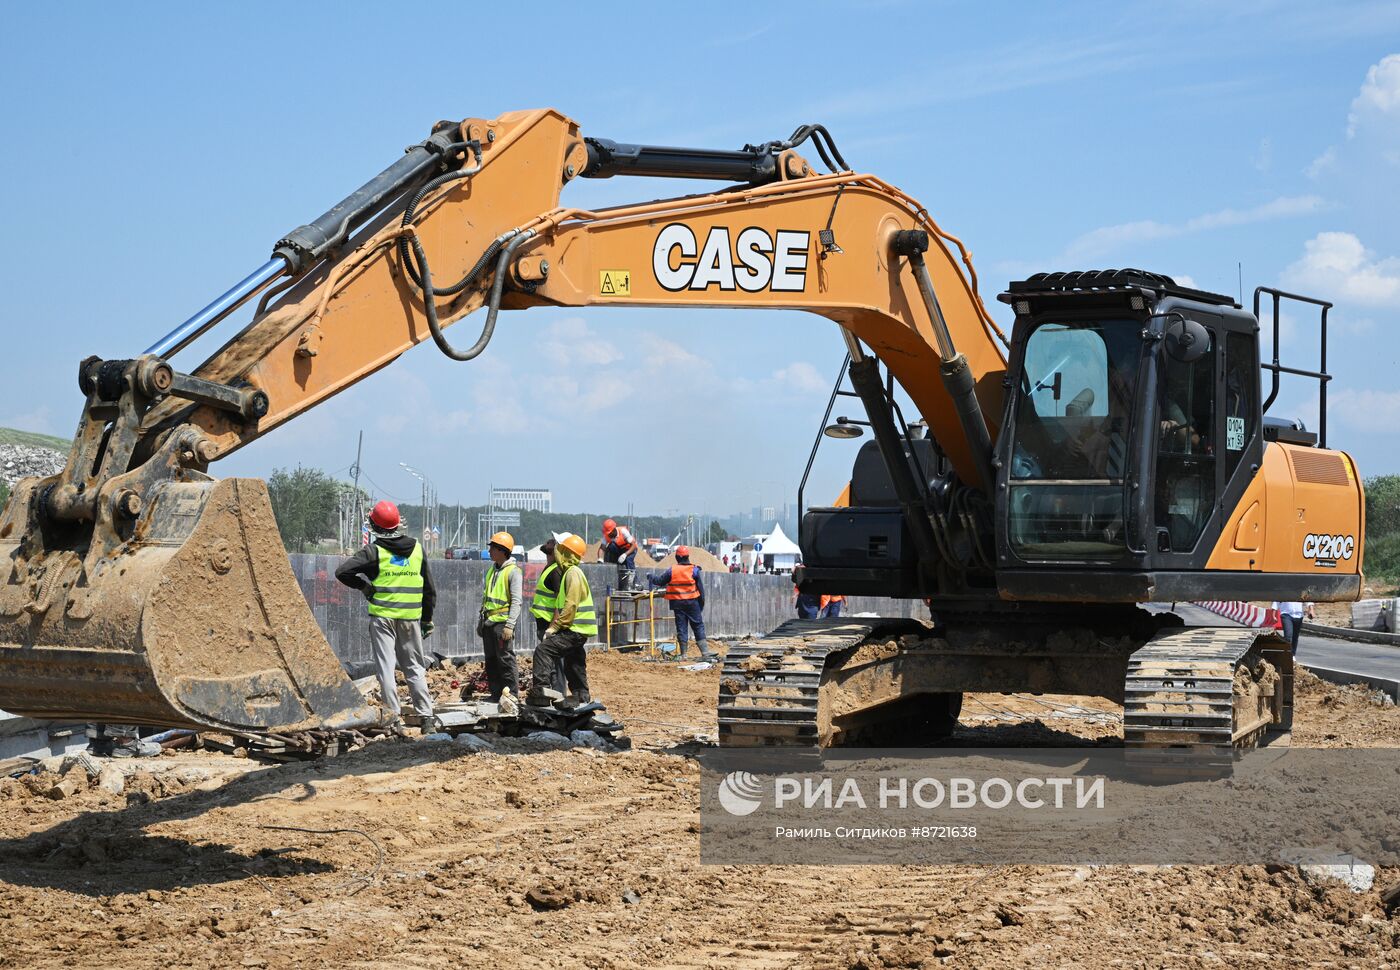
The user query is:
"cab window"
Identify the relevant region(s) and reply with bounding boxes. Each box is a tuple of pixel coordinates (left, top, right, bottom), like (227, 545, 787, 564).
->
(1155, 327, 1216, 552)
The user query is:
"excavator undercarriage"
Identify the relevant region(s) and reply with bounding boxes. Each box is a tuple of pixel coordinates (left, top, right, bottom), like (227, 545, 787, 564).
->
(719, 612, 1293, 760)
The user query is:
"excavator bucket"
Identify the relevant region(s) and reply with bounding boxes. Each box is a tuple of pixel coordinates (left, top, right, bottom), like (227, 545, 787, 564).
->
(0, 475, 379, 733)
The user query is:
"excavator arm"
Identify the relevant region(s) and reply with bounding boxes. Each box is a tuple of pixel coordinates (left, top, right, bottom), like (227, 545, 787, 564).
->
(0, 108, 1007, 734)
(152, 108, 1005, 483)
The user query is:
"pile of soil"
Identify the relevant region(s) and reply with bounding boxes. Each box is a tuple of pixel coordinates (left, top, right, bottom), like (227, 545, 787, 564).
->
(2, 652, 1397, 968)
(648, 547, 728, 572)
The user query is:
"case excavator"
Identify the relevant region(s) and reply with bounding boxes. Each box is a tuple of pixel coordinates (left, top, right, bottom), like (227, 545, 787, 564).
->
(0, 109, 1363, 759)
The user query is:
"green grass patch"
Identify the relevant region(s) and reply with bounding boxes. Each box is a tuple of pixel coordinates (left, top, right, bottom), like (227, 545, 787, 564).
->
(0, 426, 70, 451)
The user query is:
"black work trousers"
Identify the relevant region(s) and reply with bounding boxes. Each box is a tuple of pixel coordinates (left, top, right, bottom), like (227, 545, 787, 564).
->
(534, 618, 568, 692)
(533, 628, 589, 696)
(481, 622, 518, 701)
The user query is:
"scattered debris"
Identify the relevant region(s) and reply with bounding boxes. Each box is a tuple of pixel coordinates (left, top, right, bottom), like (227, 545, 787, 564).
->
(0, 442, 65, 487)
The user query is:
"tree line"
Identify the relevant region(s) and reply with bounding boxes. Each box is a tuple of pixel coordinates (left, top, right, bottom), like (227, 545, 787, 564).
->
(264, 466, 730, 554)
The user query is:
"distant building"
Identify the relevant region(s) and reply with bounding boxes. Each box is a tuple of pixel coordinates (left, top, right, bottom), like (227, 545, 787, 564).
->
(490, 487, 552, 513)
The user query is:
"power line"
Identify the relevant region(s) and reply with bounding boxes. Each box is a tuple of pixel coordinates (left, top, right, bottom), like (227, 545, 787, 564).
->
(359, 472, 409, 503)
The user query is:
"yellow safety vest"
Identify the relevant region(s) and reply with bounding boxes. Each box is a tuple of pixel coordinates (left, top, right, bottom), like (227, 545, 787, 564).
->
(562, 565, 597, 637)
(530, 562, 562, 621)
(482, 561, 518, 624)
(367, 542, 424, 620)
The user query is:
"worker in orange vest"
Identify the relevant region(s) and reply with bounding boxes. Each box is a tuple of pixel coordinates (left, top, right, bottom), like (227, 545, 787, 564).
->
(602, 518, 638, 590)
(819, 594, 847, 618)
(648, 546, 713, 659)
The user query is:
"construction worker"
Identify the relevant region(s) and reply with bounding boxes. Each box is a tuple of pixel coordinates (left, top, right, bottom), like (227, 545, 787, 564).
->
(529, 538, 568, 693)
(478, 531, 522, 702)
(527, 533, 595, 708)
(648, 545, 713, 659)
(335, 500, 436, 728)
(602, 518, 638, 590)
(793, 577, 821, 619)
(820, 594, 847, 618)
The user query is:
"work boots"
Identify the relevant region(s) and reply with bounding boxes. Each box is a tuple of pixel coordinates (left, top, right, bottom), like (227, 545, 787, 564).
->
(695, 639, 714, 659)
(559, 689, 592, 710)
(525, 686, 563, 708)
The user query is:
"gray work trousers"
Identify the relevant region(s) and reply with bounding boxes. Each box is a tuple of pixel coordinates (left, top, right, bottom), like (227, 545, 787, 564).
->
(369, 615, 434, 717)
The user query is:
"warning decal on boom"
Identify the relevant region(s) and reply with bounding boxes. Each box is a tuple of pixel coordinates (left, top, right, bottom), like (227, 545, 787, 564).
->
(600, 270, 631, 296)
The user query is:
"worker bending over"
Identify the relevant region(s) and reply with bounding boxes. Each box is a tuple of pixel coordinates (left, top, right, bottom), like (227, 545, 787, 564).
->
(528, 538, 568, 693)
(478, 531, 522, 701)
(602, 518, 638, 590)
(335, 500, 436, 728)
(527, 533, 595, 708)
(649, 545, 713, 659)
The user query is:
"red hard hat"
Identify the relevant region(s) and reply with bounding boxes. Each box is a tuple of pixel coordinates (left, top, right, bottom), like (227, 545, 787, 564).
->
(675, 545, 691, 559)
(602, 518, 617, 535)
(368, 500, 400, 530)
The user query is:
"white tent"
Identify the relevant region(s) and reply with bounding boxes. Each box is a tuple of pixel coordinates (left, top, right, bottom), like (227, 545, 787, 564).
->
(744, 523, 801, 574)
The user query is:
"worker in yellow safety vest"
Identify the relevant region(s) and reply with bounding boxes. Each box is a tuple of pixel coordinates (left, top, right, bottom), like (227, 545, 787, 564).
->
(526, 533, 596, 708)
(478, 531, 522, 701)
(528, 537, 567, 693)
(335, 500, 436, 729)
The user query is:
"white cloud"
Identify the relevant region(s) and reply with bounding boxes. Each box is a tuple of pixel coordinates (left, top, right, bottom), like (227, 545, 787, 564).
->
(1062, 196, 1325, 262)
(1305, 146, 1338, 179)
(1329, 388, 1400, 435)
(1281, 232, 1400, 305)
(1309, 53, 1400, 177)
(1172, 274, 1199, 289)
(1348, 53, 1400, 137)
(539, 317, 622, 369)
(639, 334, 706, 371)
(769, 362, 828, 395)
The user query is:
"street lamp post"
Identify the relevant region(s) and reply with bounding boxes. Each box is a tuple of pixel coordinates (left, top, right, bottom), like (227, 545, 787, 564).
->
(400, 462, 435, 550)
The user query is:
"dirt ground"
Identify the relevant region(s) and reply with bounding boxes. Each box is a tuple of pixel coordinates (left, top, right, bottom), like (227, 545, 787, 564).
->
(2, 650, 1399, 969)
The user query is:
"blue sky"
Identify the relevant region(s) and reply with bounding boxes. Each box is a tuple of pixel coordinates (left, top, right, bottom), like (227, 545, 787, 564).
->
(2, 2, 1397, 518)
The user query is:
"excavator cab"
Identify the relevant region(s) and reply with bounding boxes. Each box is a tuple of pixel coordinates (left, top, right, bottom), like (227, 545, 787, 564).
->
(800, 269, 1362, 610)
(993, 270, 1362, 604)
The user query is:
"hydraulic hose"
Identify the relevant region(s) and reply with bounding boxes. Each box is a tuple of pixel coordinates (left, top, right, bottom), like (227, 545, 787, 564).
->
(407, 229, 534, 362)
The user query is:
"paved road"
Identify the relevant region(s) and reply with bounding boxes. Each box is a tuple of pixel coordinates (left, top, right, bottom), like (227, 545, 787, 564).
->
(1160, 602, 1400, 693)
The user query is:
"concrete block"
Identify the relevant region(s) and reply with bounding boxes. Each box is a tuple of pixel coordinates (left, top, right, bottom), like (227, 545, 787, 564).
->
(569, 730, 616, 751)
(96, 766, 125, 796)
(451, 732, 495, 751)
(1299, 859, 1375, 893)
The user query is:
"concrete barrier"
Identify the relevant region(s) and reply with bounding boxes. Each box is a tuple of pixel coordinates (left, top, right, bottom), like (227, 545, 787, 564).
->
(1193, 601, 1268, 627)
(289, 554, 928, 673)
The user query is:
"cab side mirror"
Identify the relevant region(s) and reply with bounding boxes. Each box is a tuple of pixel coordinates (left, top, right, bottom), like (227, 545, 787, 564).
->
(1164, 317, 1210, 363)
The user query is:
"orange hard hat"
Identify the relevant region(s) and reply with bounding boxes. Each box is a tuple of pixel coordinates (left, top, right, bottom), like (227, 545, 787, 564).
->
(368, 500, 400, 530)
(489, 531, 515, 551)
(559, 533, 587, 558)
(675, 545, 691, 559)
(602, 518, 617, 535)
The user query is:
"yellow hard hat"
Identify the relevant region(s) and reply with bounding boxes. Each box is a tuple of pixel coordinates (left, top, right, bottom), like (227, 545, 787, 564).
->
(559, 533, 587, 559)
(489, 531, 515, 551)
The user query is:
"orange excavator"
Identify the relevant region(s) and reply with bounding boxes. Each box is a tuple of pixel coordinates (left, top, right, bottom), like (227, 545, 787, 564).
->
(0, 109, 1363, 757)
